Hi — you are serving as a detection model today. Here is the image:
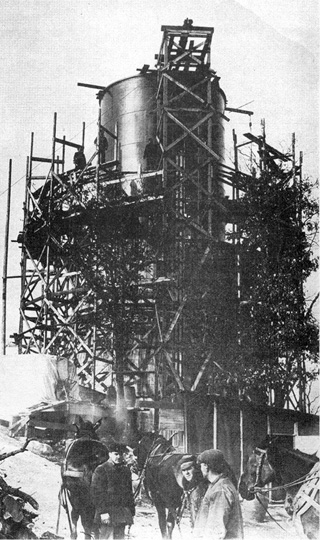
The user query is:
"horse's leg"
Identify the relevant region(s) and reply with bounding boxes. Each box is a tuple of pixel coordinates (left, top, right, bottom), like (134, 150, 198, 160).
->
(155, 503, 168, 539)
(70, 507, 79, 539)
(92, 518, 100, 540)
(166, 511, 176, 540)
(81, 505, 95, 540)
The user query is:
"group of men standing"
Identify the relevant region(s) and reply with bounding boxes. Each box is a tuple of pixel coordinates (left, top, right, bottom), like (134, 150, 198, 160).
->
(179, 449, 243, 539)
(90, 443, 243, 540)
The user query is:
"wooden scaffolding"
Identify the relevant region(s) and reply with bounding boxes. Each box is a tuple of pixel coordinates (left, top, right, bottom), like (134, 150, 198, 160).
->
(13, 21, 310, 429)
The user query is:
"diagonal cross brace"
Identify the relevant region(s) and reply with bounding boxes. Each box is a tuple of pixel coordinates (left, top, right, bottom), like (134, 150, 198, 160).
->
(166, 110, 221, 161)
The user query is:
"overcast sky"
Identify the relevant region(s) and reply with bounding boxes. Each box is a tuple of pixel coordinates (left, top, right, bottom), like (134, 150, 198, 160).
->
(0, 0, 319, 346)
(238, 0, 318, 53)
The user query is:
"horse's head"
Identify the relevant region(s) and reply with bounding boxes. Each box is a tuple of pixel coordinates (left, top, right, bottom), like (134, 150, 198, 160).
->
(134, 432, 158, 470)
(265, 440, 318, 493)
(134, 432, 174, 471)
(74, 417, 102, 440)
(239, 447, 275, 500)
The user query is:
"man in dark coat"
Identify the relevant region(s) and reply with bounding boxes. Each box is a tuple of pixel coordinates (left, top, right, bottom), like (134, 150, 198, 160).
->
(73, 146, 86, 171)
(194, 449, 243, 540)
(143, 138, 159, 170)
(94, 131, 109, 164)
(91, 442, 135, 539)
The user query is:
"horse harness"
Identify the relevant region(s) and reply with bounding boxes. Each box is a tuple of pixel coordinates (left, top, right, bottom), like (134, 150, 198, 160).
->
(293, 463, 320, 519)
(137, 437, 183, 525)
(253, 447, 267, 488)
(62, 438, 91, 479)
(176, 485, 198, 526)
(253, 446, 316, 494)
(252, 446, 320, 534)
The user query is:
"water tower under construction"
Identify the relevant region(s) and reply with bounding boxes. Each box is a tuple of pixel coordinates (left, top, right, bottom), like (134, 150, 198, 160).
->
(16, 20, 310, 459)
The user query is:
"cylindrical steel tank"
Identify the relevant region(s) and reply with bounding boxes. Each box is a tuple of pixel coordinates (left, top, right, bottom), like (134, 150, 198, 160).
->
(101, 72, 158, 172)
(101, 71, 226, 173)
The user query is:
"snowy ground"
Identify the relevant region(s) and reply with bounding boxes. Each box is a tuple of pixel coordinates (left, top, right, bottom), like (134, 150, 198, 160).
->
(0, 427, 301, 540)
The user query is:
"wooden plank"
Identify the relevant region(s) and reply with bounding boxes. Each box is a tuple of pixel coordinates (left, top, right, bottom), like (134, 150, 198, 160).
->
(162, 349, 185, 391)
(55, 137, 82, 149)
(226, 107, 254, 116)
(77, 82, 107, 90)
(32, 156, 63, 164)
(191, 351, 212, 392)
(100, 159, 119, 169)
(136, 64, 150, 74)
(100, 126, 118, 140)
(28, 419, 75, 431)
(161, 25, 214, 35)
(243, 133, 290, 161)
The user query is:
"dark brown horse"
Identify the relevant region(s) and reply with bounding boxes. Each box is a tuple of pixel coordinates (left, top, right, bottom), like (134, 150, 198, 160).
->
(135, 432, 238, 539)
(135, 432, 186, 539)
(239, 447, 276, 501)
(239, 438, 319, 539)
(60, 418, 108, 539)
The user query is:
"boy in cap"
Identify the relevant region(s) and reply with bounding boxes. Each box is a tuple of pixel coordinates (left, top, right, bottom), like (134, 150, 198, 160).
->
(194, 449, 243, 539)
(177, 455, 208, 528)
(91, 442, 135, 539)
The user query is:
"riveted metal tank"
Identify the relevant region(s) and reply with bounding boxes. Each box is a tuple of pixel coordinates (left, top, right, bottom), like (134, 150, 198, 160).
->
(101, 71, 226, 173)
(101, 72, 158, 172)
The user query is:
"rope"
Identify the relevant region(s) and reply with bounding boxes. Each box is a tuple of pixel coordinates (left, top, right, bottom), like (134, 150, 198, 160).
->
(133, 468, 145, 501)
(176, 486, 197, 527)
(255, 494, 289, 532)
(133, 438, 162, 502)
(255, 471, 319, 494)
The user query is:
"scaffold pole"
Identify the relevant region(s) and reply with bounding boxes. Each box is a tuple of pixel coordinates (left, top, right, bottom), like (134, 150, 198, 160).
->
(1, 159, 12, 355)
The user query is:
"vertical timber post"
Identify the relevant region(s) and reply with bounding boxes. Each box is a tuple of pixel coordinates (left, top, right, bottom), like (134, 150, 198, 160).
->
(82, 121, 86, 150)
(92, 102, 102, 391)
(213, 399, 217, 449)
(1, 160, 12, 355)
(43, 113, 57, 350)
(18, 156, 30, 353)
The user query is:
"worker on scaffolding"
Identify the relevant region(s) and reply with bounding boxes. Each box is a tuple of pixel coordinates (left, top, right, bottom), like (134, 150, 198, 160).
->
(143, 137, 159, 171)
(95, 128, 109, 164)
(73, 146, 86, 171)
(183, 18, 193, 29)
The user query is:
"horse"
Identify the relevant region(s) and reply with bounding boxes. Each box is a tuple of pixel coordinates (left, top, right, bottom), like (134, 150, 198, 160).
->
(239, 446, 276, 502)
(135, 432, 238, 539)
(60, 417, 109, 539)
(239, 437, 319, 539)
(134, 432, 188, 539)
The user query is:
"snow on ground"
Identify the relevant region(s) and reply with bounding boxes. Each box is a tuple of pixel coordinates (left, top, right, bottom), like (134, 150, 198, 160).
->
(0, 427, 301, 539)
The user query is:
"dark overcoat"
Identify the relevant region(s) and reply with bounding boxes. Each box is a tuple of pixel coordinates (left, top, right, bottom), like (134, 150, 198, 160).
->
(91, 459, 135, 525)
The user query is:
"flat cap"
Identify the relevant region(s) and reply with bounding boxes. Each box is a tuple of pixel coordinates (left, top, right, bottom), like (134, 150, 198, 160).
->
(178, 455, 196, 471)
(197, 449, 226, 473)
(108, 442, 127, 453)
